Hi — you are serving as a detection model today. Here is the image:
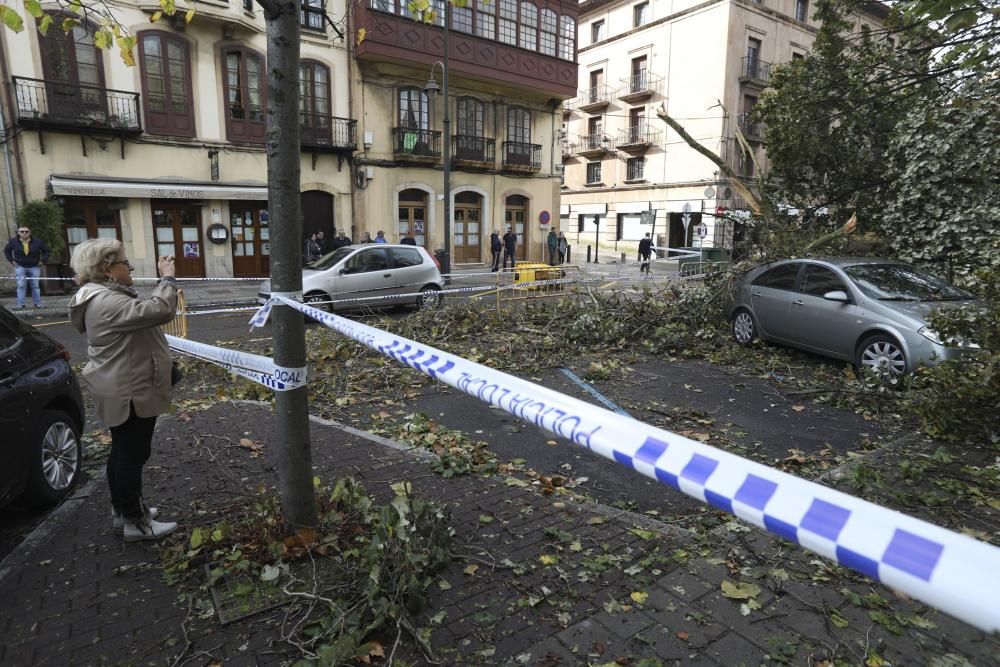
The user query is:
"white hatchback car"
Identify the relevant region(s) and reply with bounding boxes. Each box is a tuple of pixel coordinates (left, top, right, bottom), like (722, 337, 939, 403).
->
(258, 244, 444, 312)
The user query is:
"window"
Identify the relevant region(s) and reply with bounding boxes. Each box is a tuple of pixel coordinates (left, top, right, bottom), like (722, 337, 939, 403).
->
(588, 69, 604, 102)
(540, 9, 557, 56)
(747, 37, 761, 64)
(398, 88, 429, 129)
(223, 48, 266, 142)
(390, 247, 423, 267)
(628, 107, 644, 142)
(558, 16, 575, 60)
(792, 52, 805, 61)
(587, 115, 603, 140)
(345, 248, 390, 273)
(39, 17, 106, 120)
(475, 0, 495, 39)
(800, 264, 847, 297)
(753, 262, 800, 290)
(633, 2, 648, 27)
(63, 201, 122, 258)
(243, 0, 252, 10)
(626, 157, 644, 181)
(301, 0, 325, 31)
(507, 107, 531, 143)
(591, 20, 605, 42)
(795, 0, 808, 22)
(586, 161, 602, 184)
(453, 3, 473, 33)
(370, 0, 395, 12)
(140, 32, 195, 137)
(630, 56, 647, 91)
(300, 61, 331, 143)
(457, 97, 485, 137)
(742, 94, 757, 115)
(499, 0, 517, 45)
(519, 2, 537, 50)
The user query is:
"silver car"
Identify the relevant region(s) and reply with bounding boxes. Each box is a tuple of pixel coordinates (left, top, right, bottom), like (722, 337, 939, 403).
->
(258, 244, 444, 312)
(728, 258, 979, 384)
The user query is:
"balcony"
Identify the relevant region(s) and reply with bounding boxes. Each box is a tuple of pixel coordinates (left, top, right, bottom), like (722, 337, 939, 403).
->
(576, 133, 607, 157)
(736, 112, 763, 142)
(452, 135, 495, 167)
(355, 1, 577, 98)
(618, 70, 662, 103)
(561, 138, 576, 158)
(392, 128, 442, 162)
(615, 124, 661, 152)
(13, 76, 141, 134)
(578, 84, 614, 112)
(300, 113, 358, 151)
(502, 141, 542, 172)
(739, 57, 772, 87)
(562, 98, 576, 116)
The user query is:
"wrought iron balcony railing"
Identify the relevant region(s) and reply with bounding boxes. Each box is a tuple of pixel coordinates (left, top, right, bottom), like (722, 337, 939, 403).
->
(618, 70, 663, 100)
(392, 127, 442, 158)
(502, 141, 541, 170)
(12, 76, 141, 133)
(740, 57, 772, 85)
(577, 133, 607, 154)
(615, 124, 661, 149)
(736, 112, 763, 140)
(300, 112, 357, 150)
(452, 134, 495, 163)
(578, 84, 614, 109)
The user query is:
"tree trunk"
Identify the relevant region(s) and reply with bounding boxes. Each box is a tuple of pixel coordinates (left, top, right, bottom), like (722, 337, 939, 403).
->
(261, 0, 317, 534)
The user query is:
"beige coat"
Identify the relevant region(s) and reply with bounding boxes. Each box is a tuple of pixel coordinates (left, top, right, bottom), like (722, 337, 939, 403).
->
(68, 281, 177, 427)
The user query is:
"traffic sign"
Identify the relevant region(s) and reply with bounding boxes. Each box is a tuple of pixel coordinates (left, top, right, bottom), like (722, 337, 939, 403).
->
(697, 223, 708, 239)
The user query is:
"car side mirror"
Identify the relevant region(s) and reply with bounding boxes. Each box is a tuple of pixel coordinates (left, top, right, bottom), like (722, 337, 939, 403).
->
(339, 268, 350, 275)
(823, 290, 850, 303)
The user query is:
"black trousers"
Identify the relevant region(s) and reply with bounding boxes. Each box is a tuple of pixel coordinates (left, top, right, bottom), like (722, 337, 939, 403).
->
(108, 403, 158, 521)
(502, 249, 516, 269)
(491, 249, 501, 271)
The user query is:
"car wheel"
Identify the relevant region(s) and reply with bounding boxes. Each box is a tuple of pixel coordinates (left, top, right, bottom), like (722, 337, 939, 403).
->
(304, 291, 333, 313)
(22, 409, 82, 508)
(856, 334, 907, 388)
(732, 308, 757, 347)
(416, 286, 442, 310)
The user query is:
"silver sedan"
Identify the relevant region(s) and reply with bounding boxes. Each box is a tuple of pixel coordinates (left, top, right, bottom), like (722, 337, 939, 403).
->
(727, 258, 979, 385)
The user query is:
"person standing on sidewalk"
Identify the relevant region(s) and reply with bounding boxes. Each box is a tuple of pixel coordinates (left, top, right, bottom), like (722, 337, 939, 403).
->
(375, 230, 387, 244)
(68, 239, 179, 542)
(558, 232, 569, 265)
(638, 232, 653, 273)
(546, 229, 558, 266)
(4, 225, 50, 309)
(489, 231, 502, 272)
(502, 227, 518, 269)
(304, 232, 322, 264)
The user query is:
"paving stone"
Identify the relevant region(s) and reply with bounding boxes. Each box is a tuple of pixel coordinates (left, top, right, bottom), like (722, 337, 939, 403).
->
(503, 636, 576, 666)
(639, 604, 728, 649)
(556, 616, 613, 655)
(656, 569, 716, 603)
(701, 629, 768, 666)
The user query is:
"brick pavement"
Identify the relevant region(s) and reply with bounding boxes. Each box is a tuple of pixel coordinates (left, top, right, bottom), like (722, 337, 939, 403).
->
(0, 402, 996, 666)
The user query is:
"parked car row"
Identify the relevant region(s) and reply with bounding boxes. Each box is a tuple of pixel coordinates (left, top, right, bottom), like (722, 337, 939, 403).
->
(728, 258, 980, 385)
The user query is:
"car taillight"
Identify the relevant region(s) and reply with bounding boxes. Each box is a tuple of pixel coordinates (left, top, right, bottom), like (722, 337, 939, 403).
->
(431, 254, 441, 271)
(56, 343, 70, 362)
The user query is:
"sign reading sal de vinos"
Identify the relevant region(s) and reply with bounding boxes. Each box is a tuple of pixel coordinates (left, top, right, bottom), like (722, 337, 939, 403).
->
(49, 176, 268, 201)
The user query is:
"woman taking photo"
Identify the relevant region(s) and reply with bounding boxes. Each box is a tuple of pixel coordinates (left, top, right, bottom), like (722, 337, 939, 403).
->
(68, 239, 179, 542)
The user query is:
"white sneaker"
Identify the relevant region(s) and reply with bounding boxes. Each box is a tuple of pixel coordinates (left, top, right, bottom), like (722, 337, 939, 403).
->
(112, 504, 159, 529)
(123, 516, 178, 542)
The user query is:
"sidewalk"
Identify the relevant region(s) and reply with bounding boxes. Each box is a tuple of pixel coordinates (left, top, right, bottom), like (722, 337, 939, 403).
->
(0, 400, 995, 666)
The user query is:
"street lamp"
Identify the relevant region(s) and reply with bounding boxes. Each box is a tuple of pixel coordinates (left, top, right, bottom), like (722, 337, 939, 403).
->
(423, 4, 451, 276)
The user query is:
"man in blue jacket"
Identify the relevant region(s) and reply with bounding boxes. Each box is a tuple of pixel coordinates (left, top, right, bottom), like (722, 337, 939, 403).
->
(4, 226, 50, 309)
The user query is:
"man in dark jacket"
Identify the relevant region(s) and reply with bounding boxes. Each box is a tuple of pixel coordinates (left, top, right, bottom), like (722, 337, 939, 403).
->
(638, 232, 653, 274)
(490, 231, 502, 271)
(4, 226, 50, 309)
(502, 227, 517, 270)
(400, 234, 417, 246)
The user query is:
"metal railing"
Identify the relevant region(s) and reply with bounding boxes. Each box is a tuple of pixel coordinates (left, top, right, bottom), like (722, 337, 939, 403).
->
(616, 124, 661, 147)
(619, 70, 662, 97)
(300, 112, 357, 149)
(740, 57, 772, 84)
(12, 76, 141, 132)
(577, 133, 606, 152)
(392, 127, 442, 157)
(502, 141, 541, 169)
(452, 134, 495, 163)
(579, 83, 614, 107)
(736, 112, 762, 139)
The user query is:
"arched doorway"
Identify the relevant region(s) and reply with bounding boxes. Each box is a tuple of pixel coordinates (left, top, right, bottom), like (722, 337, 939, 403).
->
(301, 190, 334, 250)
(398, 188, 428, 247)
(504, 195, 528, 261)
(453, 191, 483, 263)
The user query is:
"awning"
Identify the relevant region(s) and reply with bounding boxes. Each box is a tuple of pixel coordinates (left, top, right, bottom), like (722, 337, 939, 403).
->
(50, 175, 269, 201)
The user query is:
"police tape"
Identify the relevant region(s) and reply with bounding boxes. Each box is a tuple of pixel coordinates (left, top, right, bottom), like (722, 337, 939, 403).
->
(165, 334, 306, 391)
(251, 295, 1000, 633)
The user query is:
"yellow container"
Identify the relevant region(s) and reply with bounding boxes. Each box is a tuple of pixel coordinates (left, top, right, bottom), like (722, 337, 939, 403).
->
(513, 262, 562, 290)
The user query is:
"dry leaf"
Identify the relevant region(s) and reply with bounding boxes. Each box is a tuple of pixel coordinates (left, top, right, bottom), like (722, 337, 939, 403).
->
(675, 631, 689, 641)
(792, 405, 806, 412)
(464, 564, 479, 575)
(545, 439, 558, 446)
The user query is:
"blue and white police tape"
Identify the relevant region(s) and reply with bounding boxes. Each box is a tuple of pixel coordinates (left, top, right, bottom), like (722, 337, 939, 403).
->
(251, 295, 1000, 633)
(165, 334, 307, 391)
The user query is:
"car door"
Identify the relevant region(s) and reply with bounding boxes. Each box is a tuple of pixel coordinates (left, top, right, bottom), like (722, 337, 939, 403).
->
(786, 263, 860, 359)
(332, 247, 397, 309)
(388, 246, 431, 304)
(749, 262, 801, 342)
(0, 315, 28, 506)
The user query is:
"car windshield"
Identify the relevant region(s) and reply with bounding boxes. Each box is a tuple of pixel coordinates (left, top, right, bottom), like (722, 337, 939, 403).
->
(844, 263, 974, 301)
(308, 247, 354, 270)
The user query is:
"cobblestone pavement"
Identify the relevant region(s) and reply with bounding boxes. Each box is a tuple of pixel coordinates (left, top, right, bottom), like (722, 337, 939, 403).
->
(0, 401, 996, 666)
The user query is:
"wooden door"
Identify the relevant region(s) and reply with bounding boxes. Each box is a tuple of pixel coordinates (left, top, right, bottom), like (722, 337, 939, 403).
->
(453, 203, 482, 264)
(398, 190, 428, 247)
(505, 196, 527, 260)
(152, 204, 205, 278)
(301, 190, 334, 240)
(40, 20, 106, 123)
(230, 204, 270, 277)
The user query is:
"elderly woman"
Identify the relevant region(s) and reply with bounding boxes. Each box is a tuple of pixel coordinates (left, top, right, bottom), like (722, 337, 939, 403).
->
(68, 239, 179, 542)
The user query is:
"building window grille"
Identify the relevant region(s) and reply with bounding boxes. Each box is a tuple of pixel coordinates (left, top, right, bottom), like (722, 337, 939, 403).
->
(586, 161, 602, 184)
(559, 16, 575, 61)
(519, 2, 537, 51)
(627, 157, 644, 181)
(539, 9, 557, 56)
(475, 0, 495, 39)
(499, 0, 518, 45)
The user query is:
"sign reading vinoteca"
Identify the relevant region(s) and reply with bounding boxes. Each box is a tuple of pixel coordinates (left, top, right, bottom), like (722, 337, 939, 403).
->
(50, 176, 268, 201)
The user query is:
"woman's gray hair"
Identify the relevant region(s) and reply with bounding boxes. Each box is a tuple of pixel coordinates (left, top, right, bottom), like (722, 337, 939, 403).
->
(70, 238, 124, 285)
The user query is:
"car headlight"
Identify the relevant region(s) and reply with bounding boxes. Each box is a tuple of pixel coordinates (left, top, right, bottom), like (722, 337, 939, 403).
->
(919, 326, 980, 349)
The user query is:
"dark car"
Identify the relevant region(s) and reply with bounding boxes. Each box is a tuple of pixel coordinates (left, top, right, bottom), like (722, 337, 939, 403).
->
(0, 306, 85, 509)
(728, 258, 980, 385)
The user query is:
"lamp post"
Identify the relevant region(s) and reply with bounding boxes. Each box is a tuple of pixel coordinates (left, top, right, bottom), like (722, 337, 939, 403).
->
(424, 4, 451, 276)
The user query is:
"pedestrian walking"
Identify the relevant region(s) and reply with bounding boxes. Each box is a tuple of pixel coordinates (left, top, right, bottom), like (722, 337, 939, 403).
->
(638, 232, 653, 273)
(67, 239, 179, 542)
(490, 231, 502, 272)
(374, 230, 387, 244)
(359, 231, 373, 244)
(304, 232, 322, 264)
(558, 232, 569, 265)
(502, 227, 518, 270)
(547, 229, 558, 266)
(400, 234, 417, 246)
(4, 225, 50, 309)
